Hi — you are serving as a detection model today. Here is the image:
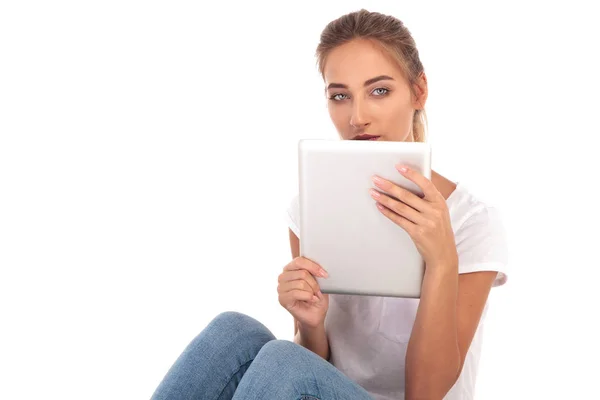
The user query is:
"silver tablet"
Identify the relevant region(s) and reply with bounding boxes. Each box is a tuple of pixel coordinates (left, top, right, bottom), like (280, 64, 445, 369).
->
(298, 139, 432, 298)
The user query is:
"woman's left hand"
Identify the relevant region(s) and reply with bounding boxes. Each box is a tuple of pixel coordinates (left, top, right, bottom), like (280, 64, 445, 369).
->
(369, 164, 458, 270)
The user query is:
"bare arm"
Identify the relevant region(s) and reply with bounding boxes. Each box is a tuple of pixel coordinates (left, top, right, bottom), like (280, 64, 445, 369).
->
(289, 229, 330, 361)
(405, 265, 497, 399)
(369, 166, 499, 399)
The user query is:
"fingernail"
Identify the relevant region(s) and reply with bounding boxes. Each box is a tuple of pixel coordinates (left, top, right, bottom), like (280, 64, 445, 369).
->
(319, 268, 329, 278)
(317, 290, 323, 297)
(371, 175, 384, 186)
(396, 165, 408, 173)
(312, 295, 319, 302)
(369, 188, 380, 199)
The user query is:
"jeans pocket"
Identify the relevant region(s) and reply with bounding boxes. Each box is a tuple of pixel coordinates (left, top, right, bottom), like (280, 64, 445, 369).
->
(376, 297, 419, 343)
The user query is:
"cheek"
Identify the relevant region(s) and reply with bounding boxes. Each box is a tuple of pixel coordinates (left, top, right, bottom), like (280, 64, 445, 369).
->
(394, 107, 414, 127)
(328, 106, 348, 129)
(387, 101, 413, 128)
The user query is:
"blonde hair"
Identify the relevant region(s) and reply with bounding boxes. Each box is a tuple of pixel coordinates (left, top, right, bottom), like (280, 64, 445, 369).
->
(316, 9, 428, 142)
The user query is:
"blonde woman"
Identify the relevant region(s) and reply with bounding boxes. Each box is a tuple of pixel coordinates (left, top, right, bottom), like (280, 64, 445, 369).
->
(151, 9, 508, 400)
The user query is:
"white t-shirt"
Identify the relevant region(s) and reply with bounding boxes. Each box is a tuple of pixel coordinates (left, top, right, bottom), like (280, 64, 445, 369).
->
(286, 181, 509, 400)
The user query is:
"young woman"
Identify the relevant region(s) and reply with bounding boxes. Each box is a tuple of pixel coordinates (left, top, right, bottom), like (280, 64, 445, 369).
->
(151, 9, 508, 400)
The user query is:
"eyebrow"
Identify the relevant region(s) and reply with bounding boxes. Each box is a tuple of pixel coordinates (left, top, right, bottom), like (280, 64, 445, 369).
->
(326, 75, 395, 90)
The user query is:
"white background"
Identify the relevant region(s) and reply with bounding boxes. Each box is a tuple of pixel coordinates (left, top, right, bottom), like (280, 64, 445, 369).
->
(1, 1, 599, 399)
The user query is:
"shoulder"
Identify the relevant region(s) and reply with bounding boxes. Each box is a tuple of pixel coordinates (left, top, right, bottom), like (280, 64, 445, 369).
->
(448, 183, 509, 287)
(448, 182, 505, 234)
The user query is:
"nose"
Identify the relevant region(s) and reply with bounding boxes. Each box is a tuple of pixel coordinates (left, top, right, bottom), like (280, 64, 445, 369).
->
(349, 98, 370, 129)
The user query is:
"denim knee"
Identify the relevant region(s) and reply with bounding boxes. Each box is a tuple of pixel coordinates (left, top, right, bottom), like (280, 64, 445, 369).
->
(207, 311, 276, 344)
(258, 339, 299, 357)
(236, 340, 372, 400)
(253, 340, 313, 375)
(210, 311, 257, 330)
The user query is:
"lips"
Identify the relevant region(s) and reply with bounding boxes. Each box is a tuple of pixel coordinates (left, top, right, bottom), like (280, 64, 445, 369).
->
(353, 134, 380, 141)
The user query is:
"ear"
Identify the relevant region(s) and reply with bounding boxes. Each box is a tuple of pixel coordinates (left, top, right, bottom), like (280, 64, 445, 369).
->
(412, 72, 428, 110)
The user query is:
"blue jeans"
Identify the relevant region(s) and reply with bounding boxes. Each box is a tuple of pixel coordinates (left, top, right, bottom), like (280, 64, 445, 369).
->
(151, 311, 373, 400)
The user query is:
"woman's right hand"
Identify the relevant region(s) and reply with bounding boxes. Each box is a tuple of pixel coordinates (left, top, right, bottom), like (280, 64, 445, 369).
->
(277, 256, 330, 329)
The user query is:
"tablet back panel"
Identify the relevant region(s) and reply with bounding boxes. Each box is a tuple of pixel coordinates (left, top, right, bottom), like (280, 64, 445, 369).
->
(298, 139, 432, 298)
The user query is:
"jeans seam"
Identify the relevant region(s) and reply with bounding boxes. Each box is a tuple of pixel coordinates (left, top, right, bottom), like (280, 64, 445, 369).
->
(215, 358, 254, 400)
(298, 344, 322, 400)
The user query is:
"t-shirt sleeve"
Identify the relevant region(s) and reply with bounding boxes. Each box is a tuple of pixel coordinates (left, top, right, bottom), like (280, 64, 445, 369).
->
(454, 206, 509, 287)
(286, 195, 300, 238)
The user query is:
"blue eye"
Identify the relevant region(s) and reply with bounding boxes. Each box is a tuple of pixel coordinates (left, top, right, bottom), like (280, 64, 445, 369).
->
(372, 88, 390, 96)
(329, 93, 348, 101)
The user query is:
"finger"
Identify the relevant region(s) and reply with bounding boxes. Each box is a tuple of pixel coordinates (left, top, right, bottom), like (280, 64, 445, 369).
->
(395, 165, 441, 201)
(284, 257, 328, 278)
(376, 202, 416, 235)
(316, 290, 329, 301)
(279, 279, 319, 296)
(371, 175, 430, 212)
(281, 289, 318, 305)
(278, 270, 321, 295)
(369, 189, 426, 224)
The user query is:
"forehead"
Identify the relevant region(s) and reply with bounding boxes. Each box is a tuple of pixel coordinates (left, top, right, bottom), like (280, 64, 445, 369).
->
(323, 39, 405, 86)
